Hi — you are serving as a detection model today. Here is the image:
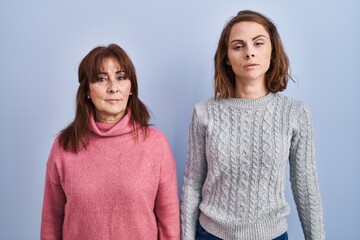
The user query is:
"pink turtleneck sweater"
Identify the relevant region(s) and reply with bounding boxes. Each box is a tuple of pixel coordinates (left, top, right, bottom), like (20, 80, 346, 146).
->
(41, 112, 180, 240)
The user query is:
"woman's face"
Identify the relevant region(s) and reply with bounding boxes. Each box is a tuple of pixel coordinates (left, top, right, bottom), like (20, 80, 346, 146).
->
(88, 57, 132, 123)
(227, 21, 272, 84)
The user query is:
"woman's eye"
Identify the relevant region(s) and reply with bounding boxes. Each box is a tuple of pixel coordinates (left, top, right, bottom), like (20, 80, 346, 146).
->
(234, 44, 243, 50)
(117, 76, 126, 80)
(97, 77, 107, 82)
(255, 42, 264, 46)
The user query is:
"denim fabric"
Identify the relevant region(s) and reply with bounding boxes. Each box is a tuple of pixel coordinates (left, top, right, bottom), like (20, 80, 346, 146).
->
(195, 222, 222, 240)
(273, 232, 288, 240)
(195, 222, 288, 240)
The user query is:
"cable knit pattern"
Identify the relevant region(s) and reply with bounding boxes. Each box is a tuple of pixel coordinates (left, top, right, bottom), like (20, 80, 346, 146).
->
(181, 93, 324, 240)
(41, 112, 180, 240)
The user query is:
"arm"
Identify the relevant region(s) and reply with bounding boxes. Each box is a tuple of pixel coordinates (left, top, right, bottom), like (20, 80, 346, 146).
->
(40, 142, 66, 240)
(289, 103, 325, 240)
(180, 106, 208, 240)
(155, 134, 180, 240)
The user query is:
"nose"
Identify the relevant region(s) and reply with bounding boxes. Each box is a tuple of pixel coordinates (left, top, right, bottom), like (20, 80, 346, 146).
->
(245, 53, 255, 59)
(246, 54, 255, 58)
(107, 79, 119, 93)
(244, 46, 255, 59)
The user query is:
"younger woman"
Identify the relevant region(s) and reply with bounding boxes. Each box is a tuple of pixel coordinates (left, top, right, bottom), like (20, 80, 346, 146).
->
(181, 10, 325, 240)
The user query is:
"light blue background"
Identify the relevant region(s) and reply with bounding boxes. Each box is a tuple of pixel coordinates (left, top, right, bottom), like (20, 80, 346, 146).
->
(1, 0, 359, 239)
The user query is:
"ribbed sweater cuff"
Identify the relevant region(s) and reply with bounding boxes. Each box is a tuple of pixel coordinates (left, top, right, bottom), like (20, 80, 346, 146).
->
(199, 213, 287, 240)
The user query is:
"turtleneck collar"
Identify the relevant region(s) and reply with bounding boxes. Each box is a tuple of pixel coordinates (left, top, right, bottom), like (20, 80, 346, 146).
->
(89, 110, 134, 137)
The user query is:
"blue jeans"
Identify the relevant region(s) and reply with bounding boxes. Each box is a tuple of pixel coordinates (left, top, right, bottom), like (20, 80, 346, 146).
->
(195, 222, 221, 240)
(195, 222, 288, 240)
(273, 232, 288, 240)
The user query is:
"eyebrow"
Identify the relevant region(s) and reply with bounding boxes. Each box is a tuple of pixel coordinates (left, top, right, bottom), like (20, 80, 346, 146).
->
(230, 34, 268, 44)
(98, 70, 125, 75)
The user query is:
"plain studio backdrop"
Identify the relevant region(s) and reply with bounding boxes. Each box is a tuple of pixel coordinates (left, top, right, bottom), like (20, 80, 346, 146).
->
(1, 0, 359, 239)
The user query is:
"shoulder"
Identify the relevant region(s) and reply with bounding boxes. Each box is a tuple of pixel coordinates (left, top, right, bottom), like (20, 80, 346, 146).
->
(188, 98, 213, 127)
(145, 126, 171, 146)
(193, 97, 216, 111)
(143, 127, 175, 161)
(48, 136, 64, 159)
(192, 97, 218, 117)
(277, 94, 313, 130)
(47, 135, 79, 166)
(276, 93, 310, 112)
(147, 126, 167, 138)
(45, 136, 67, 181)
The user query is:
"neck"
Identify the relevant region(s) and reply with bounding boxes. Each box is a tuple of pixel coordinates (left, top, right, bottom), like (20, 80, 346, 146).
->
(234, 89, 269, 99)
(234, 78, 268, 99)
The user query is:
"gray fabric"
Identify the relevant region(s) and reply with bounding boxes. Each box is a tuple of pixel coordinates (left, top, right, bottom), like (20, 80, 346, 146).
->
(181, 93, 324, 240)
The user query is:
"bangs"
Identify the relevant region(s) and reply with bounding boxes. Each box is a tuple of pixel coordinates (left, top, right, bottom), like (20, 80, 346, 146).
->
(89, 51, 133, 83)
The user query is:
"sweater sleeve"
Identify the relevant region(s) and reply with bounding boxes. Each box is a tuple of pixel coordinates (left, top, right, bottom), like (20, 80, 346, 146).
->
(180, 105, 208, 240)
(41, 140, 66, 240)
(155, 134, 181, 240)
(289, 103, 325, 240)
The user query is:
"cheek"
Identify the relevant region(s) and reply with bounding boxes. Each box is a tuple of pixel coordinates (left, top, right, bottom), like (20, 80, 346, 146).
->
(227, 50, 244, 67)
(259, 49, 272, 68)
(125, 85, 131, 94)
(227, 50, 235, 65)
(265, 48, 272, 63)
(89, 85, 104, 98)
(265, 52, 272, 68)
(122, 82, 132, 94)
(227, 56, 236, 68)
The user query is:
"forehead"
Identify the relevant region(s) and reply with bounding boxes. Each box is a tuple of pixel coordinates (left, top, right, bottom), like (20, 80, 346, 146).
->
(99, 57, 122, 72)
(229, 21, 269, 41)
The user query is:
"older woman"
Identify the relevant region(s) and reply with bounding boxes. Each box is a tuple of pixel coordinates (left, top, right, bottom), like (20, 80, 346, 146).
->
(181, 10, 324, 240)
(41, 44, 180, 240)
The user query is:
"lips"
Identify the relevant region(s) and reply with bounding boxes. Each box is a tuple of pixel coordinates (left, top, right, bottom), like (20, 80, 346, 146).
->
(244, 63, 258, 68)
(105, 99, 121, 104)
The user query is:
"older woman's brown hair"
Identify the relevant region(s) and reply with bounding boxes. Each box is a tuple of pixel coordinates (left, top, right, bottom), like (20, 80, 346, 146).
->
(59, 44, 150, 152)
(214, 10, 291, 99)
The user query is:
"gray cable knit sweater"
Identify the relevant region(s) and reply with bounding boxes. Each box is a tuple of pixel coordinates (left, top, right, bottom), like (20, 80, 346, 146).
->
(180, 93, 324, 240)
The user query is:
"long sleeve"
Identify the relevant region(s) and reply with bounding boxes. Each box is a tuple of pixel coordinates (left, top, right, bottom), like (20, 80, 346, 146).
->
(155, 135, 180, 240)
(41, 142, 66, 240)
(181, 106, 208, 240)
(289, 104, 325, 240)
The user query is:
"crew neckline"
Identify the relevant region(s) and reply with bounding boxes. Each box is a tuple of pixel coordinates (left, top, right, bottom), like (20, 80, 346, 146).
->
(221, 92, 277, 109)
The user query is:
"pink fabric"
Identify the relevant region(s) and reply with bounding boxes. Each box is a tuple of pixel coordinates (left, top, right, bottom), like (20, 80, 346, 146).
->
(41, 112, 180, 240)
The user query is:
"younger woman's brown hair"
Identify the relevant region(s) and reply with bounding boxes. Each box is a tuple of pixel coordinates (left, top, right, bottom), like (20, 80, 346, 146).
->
(214, 10, 291, 99)
(59, 43, 150, 152)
